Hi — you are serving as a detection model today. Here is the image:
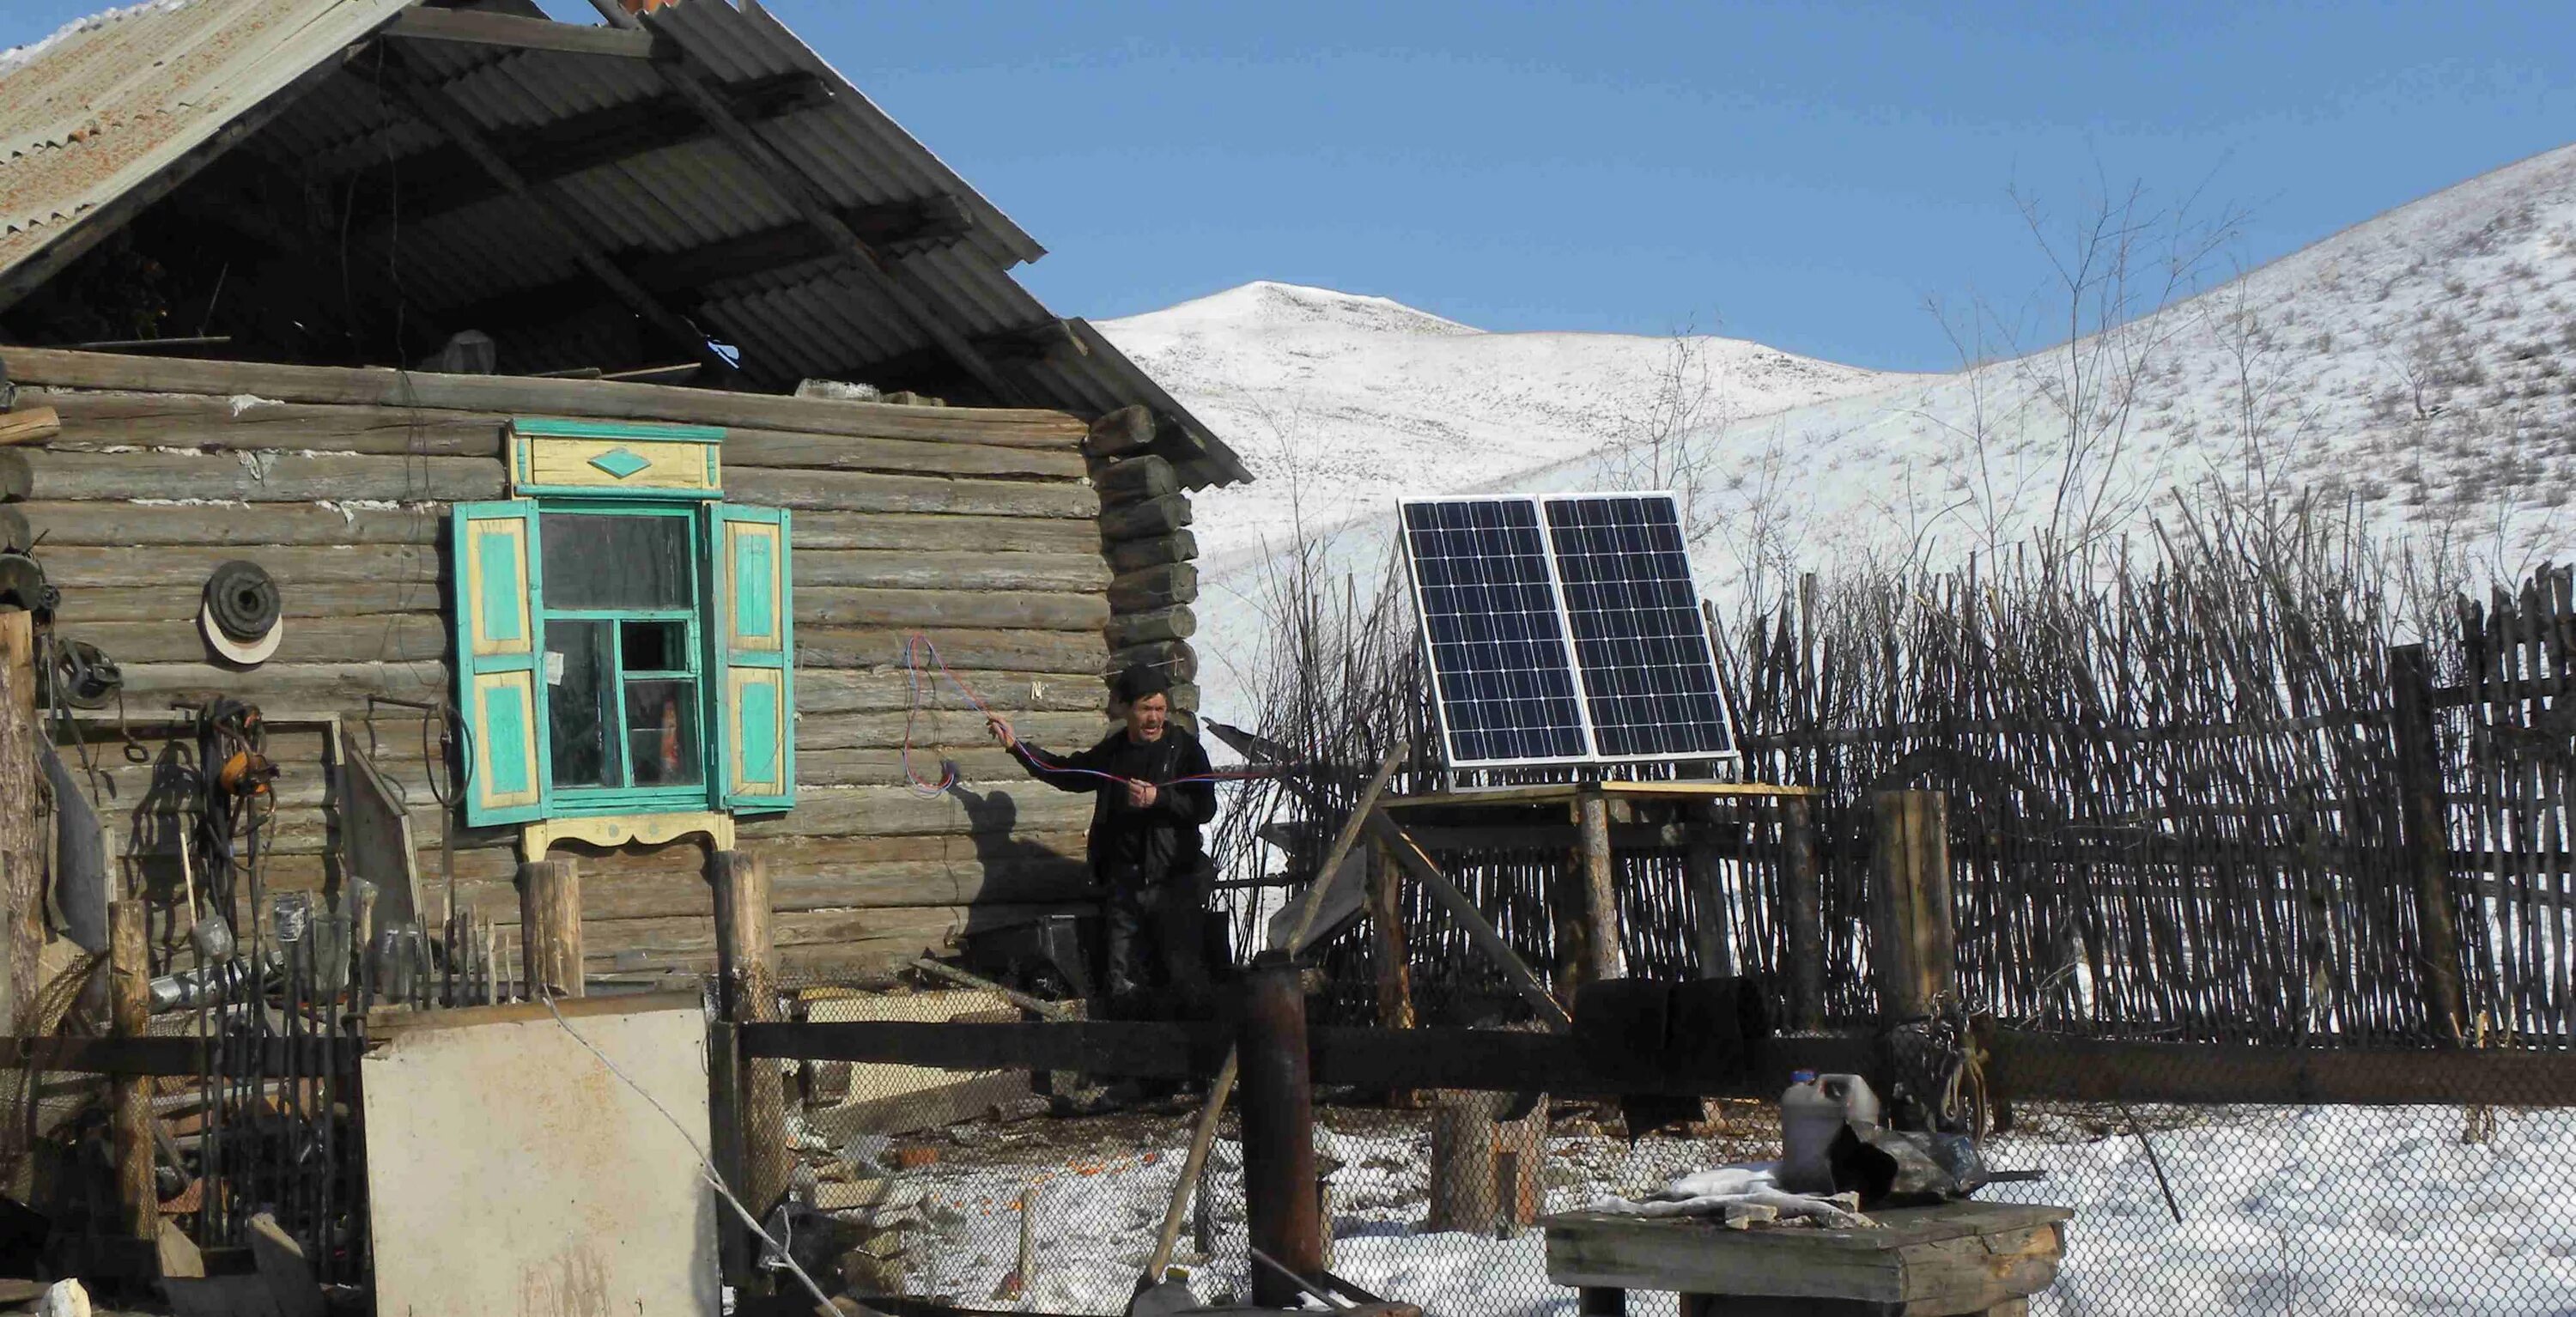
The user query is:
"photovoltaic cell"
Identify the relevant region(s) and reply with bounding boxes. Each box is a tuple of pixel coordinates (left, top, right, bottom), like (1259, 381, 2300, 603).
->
(1542, 495, 1735, 758)
(1399, 499, 1589, 764)
(1400, 492, 1736, 767)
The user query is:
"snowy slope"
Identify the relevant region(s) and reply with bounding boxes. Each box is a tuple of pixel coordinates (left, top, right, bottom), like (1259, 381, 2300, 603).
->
(1099, 143, 2576, 729)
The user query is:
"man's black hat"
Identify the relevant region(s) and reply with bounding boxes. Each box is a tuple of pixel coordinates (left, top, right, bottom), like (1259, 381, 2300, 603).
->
(1114, 665, 1172, 705)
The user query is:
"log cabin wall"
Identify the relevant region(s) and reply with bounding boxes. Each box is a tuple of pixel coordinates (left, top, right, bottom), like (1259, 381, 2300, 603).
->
(0, 346, 1168, 981)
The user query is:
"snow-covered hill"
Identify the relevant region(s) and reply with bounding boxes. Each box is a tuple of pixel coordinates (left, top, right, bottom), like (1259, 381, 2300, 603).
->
(1098, 143, 2576, 725)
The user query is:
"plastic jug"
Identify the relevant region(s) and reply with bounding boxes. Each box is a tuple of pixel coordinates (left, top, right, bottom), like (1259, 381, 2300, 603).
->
(1778, 1071, 1880, 1193)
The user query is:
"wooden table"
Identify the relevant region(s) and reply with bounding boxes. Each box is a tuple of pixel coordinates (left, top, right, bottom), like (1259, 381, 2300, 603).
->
(1541, 1201, 2072, 1317)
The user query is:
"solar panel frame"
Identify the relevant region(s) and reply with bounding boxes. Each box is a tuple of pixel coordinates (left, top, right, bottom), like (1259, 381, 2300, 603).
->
(1398, 495, 1596, 768)
(1540, 493, 1739, 762)
(1398, 491, 1740, 769)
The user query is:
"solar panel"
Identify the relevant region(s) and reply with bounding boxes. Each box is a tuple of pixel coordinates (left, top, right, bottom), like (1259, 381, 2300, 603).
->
(1542, 495, 1735, 759)
(1399, 492, 1736, 768)
(1398, 498, 1589, 766)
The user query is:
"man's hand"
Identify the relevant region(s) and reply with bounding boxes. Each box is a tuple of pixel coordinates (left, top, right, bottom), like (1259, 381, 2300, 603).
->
(987, 715, 1017, 750)
(1125, 779, 1158, 809)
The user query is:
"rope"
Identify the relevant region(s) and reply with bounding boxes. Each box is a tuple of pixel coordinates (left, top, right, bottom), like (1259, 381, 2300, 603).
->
(897, 633, 1270, 798)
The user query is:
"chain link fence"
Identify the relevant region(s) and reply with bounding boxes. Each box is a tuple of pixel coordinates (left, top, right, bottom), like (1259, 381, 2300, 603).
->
(738, 970, 2576, 1317)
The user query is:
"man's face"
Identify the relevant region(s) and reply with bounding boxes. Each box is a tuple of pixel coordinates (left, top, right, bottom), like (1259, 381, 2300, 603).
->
(1126, 693, 1170, 742)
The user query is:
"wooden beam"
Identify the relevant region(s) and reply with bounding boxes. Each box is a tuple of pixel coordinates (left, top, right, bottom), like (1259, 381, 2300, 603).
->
(361, 50, 740, 382)
(732, 1018, 2576, 1109)
(382, 6, 661, 59)
(634, 12, 1025, 404)
(1365, 808, 1574, 1030)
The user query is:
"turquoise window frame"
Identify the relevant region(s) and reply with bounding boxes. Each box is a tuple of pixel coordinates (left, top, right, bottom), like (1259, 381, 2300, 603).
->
(533, 499, 713, 816)
(509, 416, 726, 501)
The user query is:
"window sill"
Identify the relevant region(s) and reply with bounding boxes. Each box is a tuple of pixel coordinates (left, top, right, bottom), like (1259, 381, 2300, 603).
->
(524, 810, 735, 857)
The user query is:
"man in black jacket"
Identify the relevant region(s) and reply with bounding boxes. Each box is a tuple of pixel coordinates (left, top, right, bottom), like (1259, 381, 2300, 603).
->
(987, 666, 1218, 1017)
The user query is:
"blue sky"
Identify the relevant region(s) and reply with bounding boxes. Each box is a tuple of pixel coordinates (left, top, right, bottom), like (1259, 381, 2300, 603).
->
(8, 2, 2573, 371)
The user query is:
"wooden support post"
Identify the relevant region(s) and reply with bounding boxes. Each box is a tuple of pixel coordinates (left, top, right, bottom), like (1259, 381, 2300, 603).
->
(515, 857, 583, 999)
(0, 610, 34, 1032)
(1236, 953, 1321, 1308)
(1870, 792, 1953, 1021)
(1574, 791, 1625, 985)
(711, 850, 790, 1242)
(1366, 841, 1416, 1032)
(1366, 809, 1574, 1029)
(2390, 644, 2468, 1043)
(110, 901, 156, 1244)
(1682, 804, 1734, 980)
(1780, 795, 1827, 1031)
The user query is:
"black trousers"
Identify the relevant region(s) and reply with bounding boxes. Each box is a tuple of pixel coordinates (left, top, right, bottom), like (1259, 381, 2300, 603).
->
(1102, 874, 1211, 1017)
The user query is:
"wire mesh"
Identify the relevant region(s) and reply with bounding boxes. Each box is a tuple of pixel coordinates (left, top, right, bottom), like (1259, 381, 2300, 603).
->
(742, 970, 2576, 1317)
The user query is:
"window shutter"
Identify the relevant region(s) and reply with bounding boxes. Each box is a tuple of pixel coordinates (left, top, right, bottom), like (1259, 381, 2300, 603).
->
(708, 503, 794, 811)
(452, 501, 547, 825)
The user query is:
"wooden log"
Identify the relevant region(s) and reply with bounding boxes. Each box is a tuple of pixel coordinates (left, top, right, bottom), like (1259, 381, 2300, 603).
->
(794, 587, 1106, 633)
(1103, 606, 1195, 650)
(796, 627, 1104, 676)
(711, 851, 791, 1227)
(1106, 531, 1196, 574)
(519, 858, 583, 998)
(0, 452, 27, 502)
(111, 901, 156, 1242)
(1, 348, 1091, 447)
(0, 507, 25, 555)
(791, 512, 1099, 555)
(1573, 792, 1624, 986)
(1109, 640, 1195, 684)
(738, 784, 1097, 841)
(41, 543, 440, 589)
(793, 550, 1108, 592)
(1425, 1090, 1500, 1234)
(2389, 644, 2467, 1042)
(1869, 791, 1952, 1020)
(33, 393, 502, 457)
(1779, 796, 1826, 1031)
(24, 449, 495, 503)
(452, 851, 1096, 923)
(1091, 455, 1177, 507)
(1084, 404, 1157, 459)
(1682, 810, 1733, 979)
(0, 406, 61, 446)
(59, 582, 443, 623)
(1109, 562, 1198, 613)
(1097, 494, 1191, 541)
(796, 709, 1106, 752)
(0, 612, 36, 1031)
(725, 467, 1097, 519)
(723, 429, 1085, 481)
(1368, 841, 1416, 1032)
(66, 615, 448, 665)
(20, 501, 444, 547)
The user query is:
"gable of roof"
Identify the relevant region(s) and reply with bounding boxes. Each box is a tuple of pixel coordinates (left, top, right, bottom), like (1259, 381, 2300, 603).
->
(0, 0, 1246, 488)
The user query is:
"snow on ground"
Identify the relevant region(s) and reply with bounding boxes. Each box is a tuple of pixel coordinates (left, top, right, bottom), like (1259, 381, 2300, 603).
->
(890, 1103, 2576, 1317)
(1098, 144, 2576, 737)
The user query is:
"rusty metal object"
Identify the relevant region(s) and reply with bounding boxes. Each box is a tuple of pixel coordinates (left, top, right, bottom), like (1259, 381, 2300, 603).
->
(1236, 952, 1321, 1308)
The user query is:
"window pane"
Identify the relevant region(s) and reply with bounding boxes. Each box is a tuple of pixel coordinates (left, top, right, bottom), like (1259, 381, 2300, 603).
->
(625, 678, 702, 787)
(546, 620, 618, 788)
(542, 513, 692, 610)
(622, 618, 689, 673)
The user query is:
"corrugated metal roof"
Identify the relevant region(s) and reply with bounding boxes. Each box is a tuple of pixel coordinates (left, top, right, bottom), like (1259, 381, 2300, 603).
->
(0, 0, 411, 276)
(0, 0, 1247, 487)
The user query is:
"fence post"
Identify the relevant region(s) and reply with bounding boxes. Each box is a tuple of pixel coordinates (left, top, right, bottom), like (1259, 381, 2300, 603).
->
(0, 609, 37, 1033)
(1237, 951, 1321, 1307)
(710, 849, 790, 1253)
(1779, 795, 1826, 1030)
(516, 856, 582, 998)
(110, 900, 156, 1246)
(1869, 791, 1953, 1021)
(2390, 644, 2468, 1043)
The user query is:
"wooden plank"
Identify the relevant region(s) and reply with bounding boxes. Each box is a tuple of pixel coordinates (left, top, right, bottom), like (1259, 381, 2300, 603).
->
(0, 349, 1089, 446)
(738, 785, 1096, 841)
(1540, 1206, 2066, 1306)
(1382, 781, 1826, 810)
(796, 627, 1104, 676)
(793, 512, 1098, 555)
(582, 902, 1084, 968)
(384, 5, 659, 58)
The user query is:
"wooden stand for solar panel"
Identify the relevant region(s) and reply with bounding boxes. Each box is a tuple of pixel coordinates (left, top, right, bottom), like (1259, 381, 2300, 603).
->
(1376, 781, 1829, 1023)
